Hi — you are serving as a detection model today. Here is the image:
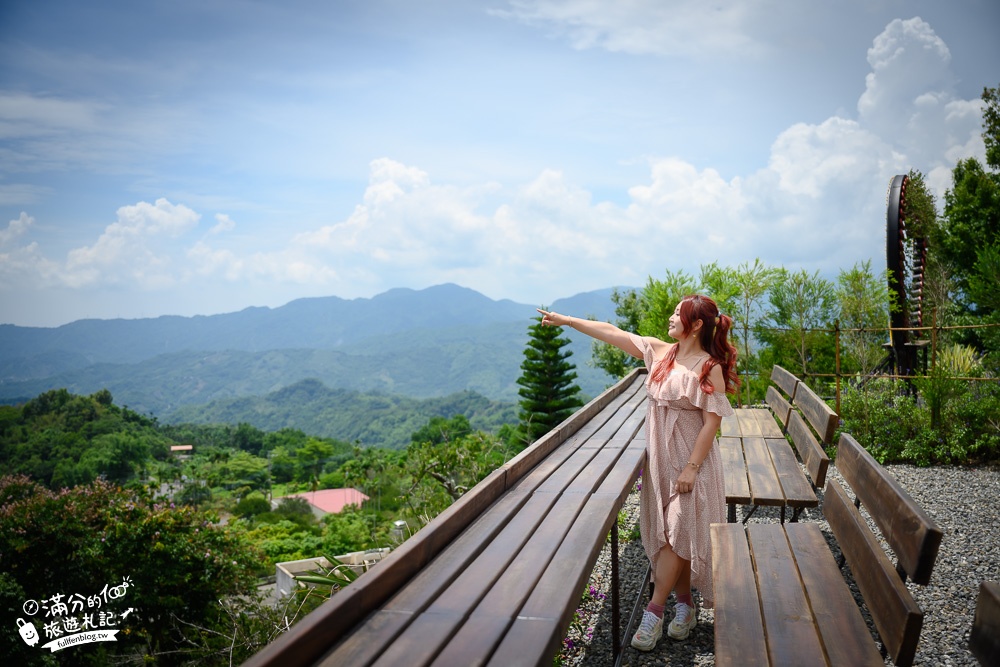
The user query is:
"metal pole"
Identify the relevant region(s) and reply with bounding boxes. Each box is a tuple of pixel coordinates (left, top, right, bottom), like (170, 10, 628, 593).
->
(611, 521, 621, 662)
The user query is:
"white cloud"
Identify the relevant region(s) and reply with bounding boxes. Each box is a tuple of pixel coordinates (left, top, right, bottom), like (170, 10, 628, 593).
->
(494, 0, 766, 58)
(63, 199, 200, 288)
(210, 213, 236, 234)
(0, 212, 34, 246)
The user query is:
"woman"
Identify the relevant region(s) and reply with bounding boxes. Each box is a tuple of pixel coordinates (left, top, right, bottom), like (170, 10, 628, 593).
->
(538, 294, 738, 651)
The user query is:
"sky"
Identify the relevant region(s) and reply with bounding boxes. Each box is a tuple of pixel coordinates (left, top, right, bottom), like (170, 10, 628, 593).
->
(1, 0, 998, 327)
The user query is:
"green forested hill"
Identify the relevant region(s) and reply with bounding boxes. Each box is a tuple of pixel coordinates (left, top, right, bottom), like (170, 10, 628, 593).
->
(166, 378, 517, 449)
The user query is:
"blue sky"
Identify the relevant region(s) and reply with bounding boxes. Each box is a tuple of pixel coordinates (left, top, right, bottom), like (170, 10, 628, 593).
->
(1, 0, 998, 327)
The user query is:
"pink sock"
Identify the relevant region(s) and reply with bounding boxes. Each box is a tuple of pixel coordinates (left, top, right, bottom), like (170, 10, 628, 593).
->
(677, 593, 693, 607)
(646, 602, 666, 618)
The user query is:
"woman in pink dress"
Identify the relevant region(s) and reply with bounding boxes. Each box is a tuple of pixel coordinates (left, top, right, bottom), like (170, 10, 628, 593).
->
(538, 294, 738, 652)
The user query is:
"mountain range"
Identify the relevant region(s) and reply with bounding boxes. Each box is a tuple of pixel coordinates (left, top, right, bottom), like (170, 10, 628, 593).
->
(0, 284, 625, 429)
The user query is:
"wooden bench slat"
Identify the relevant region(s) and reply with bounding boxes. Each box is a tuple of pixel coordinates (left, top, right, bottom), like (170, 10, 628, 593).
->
(751, 407, 785, 438)
(835, 434, 942, 585)
(579, 390, 646, 449)
(316, 611, 412, 667)
(426, 493, 561, 615)
(746, 524, 827, 666)
(783, 523, 884, 666)
(743, 437, 785, 506)
(770, 364, 800, 400)
(720, 411, 741, 437)
(593, 436, 646, 505)
(765, 438, 818, 508)
(712, 523, 769, 667)
(792, 381, 838, 444)
(735, 408, 764, 437)
(516, 495, 621, 620)
(384, 492, 530, 613)
(486, 617, 558, 667)
(765, 385, 793, 429)
(720, 437, 751, 505)
(369, 612, 461, 667)
(970, 581, 1000, 666)
(430, 614, 511, 667)
(786, 410, 829, 489)
(824, 480, 924, 667)
(435, 493, 592, 665)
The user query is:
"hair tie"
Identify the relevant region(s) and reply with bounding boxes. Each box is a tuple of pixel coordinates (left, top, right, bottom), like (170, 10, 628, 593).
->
(715, 314, 721, 326)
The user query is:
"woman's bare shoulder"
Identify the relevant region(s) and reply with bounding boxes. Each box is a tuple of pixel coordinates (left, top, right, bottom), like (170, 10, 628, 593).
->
(644, 337, 674, 361)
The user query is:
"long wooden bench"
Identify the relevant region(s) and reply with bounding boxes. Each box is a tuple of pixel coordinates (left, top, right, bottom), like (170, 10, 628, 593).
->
(970, 580, 1000, 666)
(713, 432, 943, 666)
(719, 365, 836, 523)
(244, 369, 649, 667)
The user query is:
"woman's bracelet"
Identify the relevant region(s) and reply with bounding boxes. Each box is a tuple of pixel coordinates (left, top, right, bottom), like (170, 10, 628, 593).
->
(687, 460, 702, 470)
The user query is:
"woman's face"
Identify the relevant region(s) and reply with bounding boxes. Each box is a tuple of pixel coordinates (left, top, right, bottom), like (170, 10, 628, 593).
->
(668, 303, 685, 340)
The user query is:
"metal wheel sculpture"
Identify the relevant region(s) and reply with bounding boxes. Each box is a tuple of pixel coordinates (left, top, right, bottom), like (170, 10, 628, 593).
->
(886, 174, 928, 376)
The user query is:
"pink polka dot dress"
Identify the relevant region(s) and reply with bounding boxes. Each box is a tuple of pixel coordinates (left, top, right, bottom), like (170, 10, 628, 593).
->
(628, 334, 733, 608)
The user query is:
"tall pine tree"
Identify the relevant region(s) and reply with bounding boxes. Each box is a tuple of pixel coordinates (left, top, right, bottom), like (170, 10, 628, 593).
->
(515, 312, 584, 445)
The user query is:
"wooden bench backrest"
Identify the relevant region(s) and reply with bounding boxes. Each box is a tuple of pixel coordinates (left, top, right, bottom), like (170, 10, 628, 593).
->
(970, 581, 1000, 666)
(767, 365, 831, 488)
(827, 433, 944, 666)
(835, 433, 943, 585)
(770, 364, 799, 400)
(792, 380, 839, 444)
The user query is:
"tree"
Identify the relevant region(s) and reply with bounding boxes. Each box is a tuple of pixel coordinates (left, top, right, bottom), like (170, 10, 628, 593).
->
(732, 259, 781, 404)
(762, 269, 836, 379)
(935, 84, 1000, 355)
(516, 312, 584, 444)
(836, 260, 892, 375)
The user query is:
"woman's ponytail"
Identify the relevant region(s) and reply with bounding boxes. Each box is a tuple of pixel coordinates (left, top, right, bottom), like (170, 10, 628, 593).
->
(710, 313, 740, 395)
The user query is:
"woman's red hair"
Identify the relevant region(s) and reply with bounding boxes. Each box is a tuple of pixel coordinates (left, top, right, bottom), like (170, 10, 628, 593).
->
(649, 294, 740, 395)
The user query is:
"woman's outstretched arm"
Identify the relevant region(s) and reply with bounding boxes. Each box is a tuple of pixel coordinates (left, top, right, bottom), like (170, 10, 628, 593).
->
(537, 308, 645, 359)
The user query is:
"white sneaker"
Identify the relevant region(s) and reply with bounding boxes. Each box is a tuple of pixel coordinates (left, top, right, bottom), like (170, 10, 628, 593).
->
(630, 609, 663, 651)
(667, 601, 698, 639)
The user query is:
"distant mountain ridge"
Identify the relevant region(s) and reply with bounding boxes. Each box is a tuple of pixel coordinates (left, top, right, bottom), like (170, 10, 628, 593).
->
(0, 284, 626, 417)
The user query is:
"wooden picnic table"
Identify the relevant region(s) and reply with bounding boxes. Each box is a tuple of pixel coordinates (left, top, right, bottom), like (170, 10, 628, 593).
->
(718, 367, 836, 524)
(719, 408, 818, 523)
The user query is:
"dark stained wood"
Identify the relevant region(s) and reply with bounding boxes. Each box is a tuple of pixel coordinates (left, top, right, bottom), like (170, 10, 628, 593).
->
(835, 434, 942, 585)
(765, 438, 818, 508)
(487, 617, 559, 667)
(711, 524, 769, 667)
(746, 524, 826, 666)
(770, 364, 800, 400)
(720, 436, 752, 505)
(786, 411, 830, 489)
(743, 437, 785, 506)
(970, 581, 1000, 666)
(792, 381, 839, 444)
(369, 612, 462, 667)
(315, 610, 412, 667)
(783, 523, 883, 666)
(824, 480, 924, 666)
(430, 614, 510, 667)
(766, 384, 793, 428)
(736, 408, 764, 437)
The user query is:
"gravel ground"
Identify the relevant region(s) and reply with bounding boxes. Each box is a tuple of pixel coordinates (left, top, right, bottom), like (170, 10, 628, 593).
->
(560, 463, 1000, 666)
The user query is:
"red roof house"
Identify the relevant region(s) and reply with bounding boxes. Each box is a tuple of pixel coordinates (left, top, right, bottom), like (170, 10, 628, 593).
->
(282, 488, 368, 516)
